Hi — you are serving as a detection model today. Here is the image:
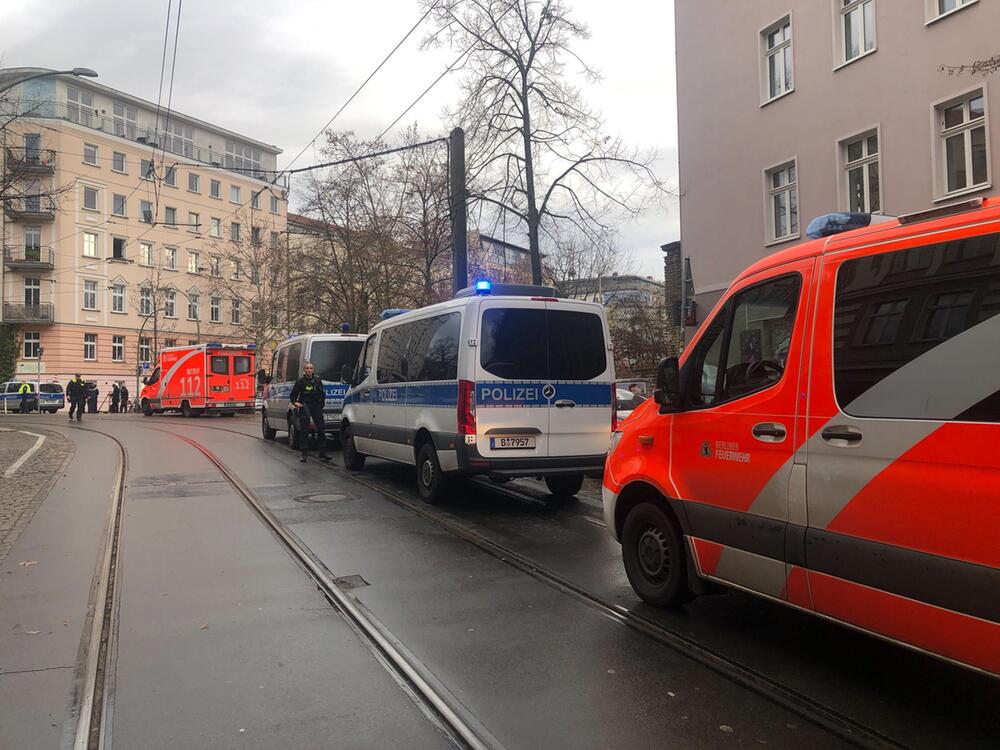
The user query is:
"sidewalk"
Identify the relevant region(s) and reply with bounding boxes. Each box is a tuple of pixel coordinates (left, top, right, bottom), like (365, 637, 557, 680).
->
(0, 420, 117, 750)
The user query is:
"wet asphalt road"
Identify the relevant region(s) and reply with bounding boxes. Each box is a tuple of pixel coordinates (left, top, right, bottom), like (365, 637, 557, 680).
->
(2, 412, 997, 749)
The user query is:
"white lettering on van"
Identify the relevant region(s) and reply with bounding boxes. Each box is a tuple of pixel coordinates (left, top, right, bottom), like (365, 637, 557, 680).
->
(715, 440, 750, 464)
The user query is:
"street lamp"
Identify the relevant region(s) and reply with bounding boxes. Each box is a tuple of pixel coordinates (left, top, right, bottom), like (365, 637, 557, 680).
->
(0, 67, 99, 95)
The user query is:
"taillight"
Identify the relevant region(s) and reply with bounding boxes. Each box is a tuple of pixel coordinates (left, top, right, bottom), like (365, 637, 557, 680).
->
(611, 384, 619, 433)
(458, 379, 477, 435)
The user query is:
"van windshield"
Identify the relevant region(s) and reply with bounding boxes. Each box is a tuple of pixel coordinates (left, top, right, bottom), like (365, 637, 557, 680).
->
(480, 307, 607, 380)
(310, 340, 364, 382)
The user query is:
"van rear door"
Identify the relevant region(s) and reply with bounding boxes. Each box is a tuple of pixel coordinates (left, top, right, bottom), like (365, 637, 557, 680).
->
(231, 351, 255, 407)
(208, 350, 232, 405)
(475, 300, 551, 458)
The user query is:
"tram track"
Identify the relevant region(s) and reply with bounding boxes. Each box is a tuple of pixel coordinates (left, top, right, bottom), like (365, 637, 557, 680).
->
(150, 416, 909, 750)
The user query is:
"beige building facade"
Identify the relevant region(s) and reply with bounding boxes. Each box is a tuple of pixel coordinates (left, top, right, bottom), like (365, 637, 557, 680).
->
(1, 68, 287, 393)
(676, 0, 1000, 318)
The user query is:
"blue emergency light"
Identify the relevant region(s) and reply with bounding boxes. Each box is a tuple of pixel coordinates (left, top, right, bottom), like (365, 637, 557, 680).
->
(474, 279, 492, 294)
(207, 342, 222, 348)
(341, 322, 350, 333)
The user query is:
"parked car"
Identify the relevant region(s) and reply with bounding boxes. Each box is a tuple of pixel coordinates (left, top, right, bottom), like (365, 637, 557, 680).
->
(615, 388, 647, 424)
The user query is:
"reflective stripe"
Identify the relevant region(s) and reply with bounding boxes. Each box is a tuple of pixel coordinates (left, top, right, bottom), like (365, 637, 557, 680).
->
(158, 349, 202, 398)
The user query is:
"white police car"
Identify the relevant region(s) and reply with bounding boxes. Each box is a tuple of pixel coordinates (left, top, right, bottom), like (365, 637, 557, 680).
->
(340, 282, 616, 503)
(261, 330, 365, 448)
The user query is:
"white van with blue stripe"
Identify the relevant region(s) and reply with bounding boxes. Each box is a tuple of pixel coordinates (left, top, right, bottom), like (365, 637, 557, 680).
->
(340, 283, 616, 503)
(261, 332, 365, 448)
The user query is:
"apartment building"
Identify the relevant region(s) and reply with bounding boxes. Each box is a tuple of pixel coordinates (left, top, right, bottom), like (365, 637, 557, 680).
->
(0, 67, 287, 389)
(561, 273, 665, 306)
(675, 0, 1000, 317)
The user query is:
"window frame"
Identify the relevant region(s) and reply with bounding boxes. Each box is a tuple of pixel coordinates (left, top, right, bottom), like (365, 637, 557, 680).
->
(763, 157, 801, 246)
(231, 297, 243, 325)
(83, 333, 97, 361)
(838, 125, 883, 213)
(82, 143, 99, 166)
(82, 185, 99, 212)
(925, 0, 978, 25)
(759, 14, 794, 106)
(164, 246, 177, 271)
(188, 250, 201, 274)
(112, 151, 127, 174)
(83, 231, 99, 258)
(187, 291, 200, 321)
(112, 335, 125, 362)
(23, 332, 41, 360)
(229, 185, 241, 204)
(209, 179, 222, 199)
(139, 241, 154, 267)
(188, 173, 201, 193)
(931, 87, 991, 201)
(833, 0, 877, 70)
(111, 236, 127, 261)
(111, 283, 126, 314)
(164, 206, 178, 227)
(112, 193, 127, 217)
(83, 279, 99, 311)
(188, 211, 200, 233)
(210, 296, 222, 323)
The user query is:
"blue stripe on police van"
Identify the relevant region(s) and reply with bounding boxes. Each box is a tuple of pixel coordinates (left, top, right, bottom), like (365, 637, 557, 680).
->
(267, 381, 350, 406)
(342, 380, 611, 409)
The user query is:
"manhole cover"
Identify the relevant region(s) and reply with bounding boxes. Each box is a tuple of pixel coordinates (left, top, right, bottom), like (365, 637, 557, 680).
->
(293, 492, 352, 504)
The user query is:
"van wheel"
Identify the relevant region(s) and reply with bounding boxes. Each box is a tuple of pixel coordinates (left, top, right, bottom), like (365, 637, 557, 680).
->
(416, 443, 450, 504)
(288, 414, 300, 450)
(141, 399, 153, 417)
(181, 400, 193, 418)
(621, 502, 692, 607)
(545, 474, 584, 498)
(261, 411, 277, 440)
(341, 423, 365, 470)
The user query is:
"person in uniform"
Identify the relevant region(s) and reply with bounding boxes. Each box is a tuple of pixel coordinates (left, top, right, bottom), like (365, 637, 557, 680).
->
(17, 381, 32, 414)
(119, 384, 130, 414)
(67, 374, 85, 421)
(87, 382, 99, 413)
(290, 361, 331, 463)
(110, 382, 120, 414)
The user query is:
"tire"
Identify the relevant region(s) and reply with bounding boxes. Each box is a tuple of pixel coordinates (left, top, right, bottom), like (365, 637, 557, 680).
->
(544, 474, 584, 498)
(621, 501, 692, 607)
(141, 399, 153, 417)
(181, 400, 193, 418)
(288, 414, 300, 450)
(341, 423, 365, 470)
(261, 411, 277, 440)
(416, 442, 450, 504)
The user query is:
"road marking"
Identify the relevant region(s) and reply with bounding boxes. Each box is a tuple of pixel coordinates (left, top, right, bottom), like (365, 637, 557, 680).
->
(4, 431, 46, 478)
(0, 427, 13, 431)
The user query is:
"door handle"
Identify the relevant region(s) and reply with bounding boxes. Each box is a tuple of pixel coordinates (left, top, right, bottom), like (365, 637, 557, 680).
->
(554, 399, 576, 408)
(752, 422, 786, 442)
(821, 425, 863, 444)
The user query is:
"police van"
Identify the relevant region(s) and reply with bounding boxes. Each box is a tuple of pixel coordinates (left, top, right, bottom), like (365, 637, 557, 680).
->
(340, 282, 616, 503)
(261, 331, 365, 448)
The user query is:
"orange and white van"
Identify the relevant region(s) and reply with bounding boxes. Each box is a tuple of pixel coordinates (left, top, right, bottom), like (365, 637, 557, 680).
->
(139, 343, 256, 417)
(603, 198, 1000, 677)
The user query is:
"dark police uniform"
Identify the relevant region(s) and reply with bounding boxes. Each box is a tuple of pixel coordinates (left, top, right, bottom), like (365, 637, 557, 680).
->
(289, 374, 329, 460)
(67, 377, 85, 421)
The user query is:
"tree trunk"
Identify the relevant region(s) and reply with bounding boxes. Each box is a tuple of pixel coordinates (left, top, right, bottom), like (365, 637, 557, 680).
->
(520, 75, 543, 285)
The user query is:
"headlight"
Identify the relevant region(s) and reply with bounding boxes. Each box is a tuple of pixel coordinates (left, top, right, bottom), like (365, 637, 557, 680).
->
(608, 430, 623, 455)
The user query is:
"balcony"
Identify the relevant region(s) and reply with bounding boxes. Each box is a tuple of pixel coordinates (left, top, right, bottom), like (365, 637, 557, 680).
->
(3, 302, 54, 324)
(4, 146, 56, 174)
(3, 245, 55, 270)
(4, 196, 56, 221)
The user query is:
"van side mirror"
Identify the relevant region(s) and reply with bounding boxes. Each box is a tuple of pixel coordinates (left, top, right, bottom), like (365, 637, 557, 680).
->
(340, 364, 354, 386)
(653, 357, 681, 413)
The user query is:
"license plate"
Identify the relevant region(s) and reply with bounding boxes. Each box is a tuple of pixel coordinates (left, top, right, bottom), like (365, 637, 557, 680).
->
(490, 436, 536, 450)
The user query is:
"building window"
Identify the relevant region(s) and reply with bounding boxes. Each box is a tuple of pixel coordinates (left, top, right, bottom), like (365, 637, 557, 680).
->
(211, 256, 222, 277)
(140, 200, 153, 223)
(186, 212, 199, 233)
(270, 231, 280, 250)
(936, 90, 989, 196)
(230, 222, 241, 242)
(23, 332, 40, 359)
(210, 179, 221, 199)
(927, 0, 978, 23)
(210, 217, 222, 238)
(24, 226, 42, 252)
(164, 289, 176, 318)
(842, 131, 881, 212)
(251, 226, 262, 245)
(230, 185, 241, 203)
(112, 283, 126, 313)
(164, 246, 177, 270)
(187, 292, 200, 320)
(141, 159, 154, 180)
(139, 242, 154, 267)
(760, 16, 793, 103)
(24, 278, 40, 306)
(231, 298, 242, 325)
(83, 143, 98, 165)
(225, 141, 261, 175)
(251, 301, 260, 326)
(232, 259, 242, 280)
(112, 151, 127, 173)
(764, 160, 799, 244)
(83, 186, 99, 211)
(164, 338, 177, 349)
(112, 335, 125, 362)
(165, 122, 194, 158)
(210, 296, 221, 323)
(163, 165, 177, 187)
(84, 333, 97, 361)
(188, 173, 200, 193)
(83, 232, 99, 258)
(112, 236, 127, 261)
(270, 195, 280, 214)
(837, 1, 875, 66)
(83, 280, 98, 310)
(66, 86, 94, 125)
(113, 193, 127, 217)
(139, 337, 151, 364)
(251, 191, 260, 209)
(188, 251, 200, 273)
(165, 207, 177, 227)
(113, 101, 137, 139)
(140, 286, 153, 316)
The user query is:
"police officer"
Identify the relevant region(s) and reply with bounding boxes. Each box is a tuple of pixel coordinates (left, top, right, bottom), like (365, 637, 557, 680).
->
(119, 384, 129, 414)
(17, 381, 32, 414)
(290, 361, 331, 463)
(110, 382, 120, 414)
(67, 374, 85, 421)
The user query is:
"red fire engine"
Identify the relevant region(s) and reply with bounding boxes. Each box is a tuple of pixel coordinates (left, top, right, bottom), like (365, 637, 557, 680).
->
(139, 343, 256, 417)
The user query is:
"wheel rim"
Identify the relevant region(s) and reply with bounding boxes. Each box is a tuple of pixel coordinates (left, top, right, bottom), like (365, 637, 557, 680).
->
(636, 524, 670, 583)
(421, 457, 434, 488)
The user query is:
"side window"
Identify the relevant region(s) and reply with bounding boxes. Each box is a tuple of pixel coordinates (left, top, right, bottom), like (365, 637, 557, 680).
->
(285, 343, 302, 380)
(834, 232, 1000, 422)
(233, 356, 251, 375)
(377, 325, 406, 383)
(408, 312, 461, 382)
(147, 366, 162, 384)
(357, 334, 377, 382)
(686, 309, 727, 407)
(210, 356, 229, 375)
(274, 348, 287, 383)
(720, 275, 801, 401)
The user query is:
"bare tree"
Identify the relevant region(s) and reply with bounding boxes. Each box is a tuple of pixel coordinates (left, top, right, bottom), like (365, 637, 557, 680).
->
(608, 298, 666, 379)
(423, 0, 667, 284)
(941, 55, 1000, 77)
(545, 226, 632, 295)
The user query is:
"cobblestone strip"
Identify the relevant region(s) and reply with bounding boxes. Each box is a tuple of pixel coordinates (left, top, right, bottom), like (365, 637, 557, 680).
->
(0, 428, 75, 562)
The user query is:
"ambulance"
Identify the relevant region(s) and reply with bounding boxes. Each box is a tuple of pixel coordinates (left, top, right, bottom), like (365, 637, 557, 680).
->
(604, 198, 1000, 676)
(139, 342, 257, 417)
(340, 282, 615, 503)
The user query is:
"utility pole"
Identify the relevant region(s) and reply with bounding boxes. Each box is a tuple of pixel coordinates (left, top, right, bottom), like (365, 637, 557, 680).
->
(449, 127, 467, 294)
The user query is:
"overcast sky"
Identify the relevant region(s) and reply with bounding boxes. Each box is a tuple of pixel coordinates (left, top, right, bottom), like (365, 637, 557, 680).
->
(1, 0, 678, 277)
